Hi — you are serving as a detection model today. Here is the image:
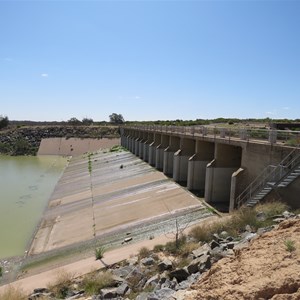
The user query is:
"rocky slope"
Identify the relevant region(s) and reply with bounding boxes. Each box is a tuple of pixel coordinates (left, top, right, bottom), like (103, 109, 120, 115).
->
(22, 211, 300, 300)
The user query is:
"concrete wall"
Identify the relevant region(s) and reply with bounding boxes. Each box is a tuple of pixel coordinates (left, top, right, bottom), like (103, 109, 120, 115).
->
(38, 137, 120, 156)
(121, 128, 298, 212)
(238, 143, 294, 198)
(264, 176, 300, 209)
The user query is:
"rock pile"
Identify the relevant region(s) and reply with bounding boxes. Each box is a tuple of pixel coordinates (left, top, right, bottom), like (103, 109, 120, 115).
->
(25, 210, 300, 300)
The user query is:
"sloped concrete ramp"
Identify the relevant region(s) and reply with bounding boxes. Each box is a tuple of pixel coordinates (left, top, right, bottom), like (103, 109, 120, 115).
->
(29, 151, 204, 255)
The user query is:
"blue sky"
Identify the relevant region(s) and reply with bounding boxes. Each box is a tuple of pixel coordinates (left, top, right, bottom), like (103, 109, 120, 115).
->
(1, 0, 299, 122)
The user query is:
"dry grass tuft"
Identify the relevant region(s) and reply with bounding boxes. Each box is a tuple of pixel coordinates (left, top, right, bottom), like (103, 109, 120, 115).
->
(81, 271, 115, 295)
(138, 246, 151, 259)
(0, 285, 27, 300)
(47, 269, 75, 298)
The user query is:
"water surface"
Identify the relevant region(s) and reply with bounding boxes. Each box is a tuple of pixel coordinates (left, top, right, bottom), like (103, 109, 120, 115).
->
(0, 155, 67, 259)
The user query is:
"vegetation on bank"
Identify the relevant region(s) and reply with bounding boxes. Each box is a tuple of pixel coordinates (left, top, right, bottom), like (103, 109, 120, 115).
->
(0, 200, 298, 299)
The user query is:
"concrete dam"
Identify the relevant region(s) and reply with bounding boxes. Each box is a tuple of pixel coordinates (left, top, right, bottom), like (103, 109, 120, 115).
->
(121, 125, 300, 211)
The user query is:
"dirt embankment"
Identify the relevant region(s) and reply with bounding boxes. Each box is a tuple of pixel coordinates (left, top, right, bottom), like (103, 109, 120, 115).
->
(188, 218, 300, 300)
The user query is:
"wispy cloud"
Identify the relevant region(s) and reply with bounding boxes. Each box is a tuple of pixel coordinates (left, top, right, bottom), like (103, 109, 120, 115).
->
(119, 95, 142, 101)
(41, 73, 48, 77)
(266, 111, 276, 115)
(282, 106, 290, 110)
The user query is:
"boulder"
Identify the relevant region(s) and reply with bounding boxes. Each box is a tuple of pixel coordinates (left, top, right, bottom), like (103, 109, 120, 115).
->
(158, 258, 173, 271)
(187, 254, 211, 274)
(144, 274, 160, 288)
(116, 282, 129, 296)
(140, 257, 155, 266)
(192, 243, 210, 258)
(136, 292, 150, 300)
(148, 287, 175, 300)
(169, 268, 189, 282)
(100, 287, 118, 299)
(210, 240, 220, 249)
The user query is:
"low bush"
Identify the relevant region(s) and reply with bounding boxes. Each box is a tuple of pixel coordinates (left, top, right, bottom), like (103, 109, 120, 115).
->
(138, 247, 151, 259)
(47, 269, 75, 298)
(255, 201, 289, 218)
(165, 235, 187, 255)
(153, 244, 164, 252)
(190, 221, 226, 242)
(81, 271, 114, 295)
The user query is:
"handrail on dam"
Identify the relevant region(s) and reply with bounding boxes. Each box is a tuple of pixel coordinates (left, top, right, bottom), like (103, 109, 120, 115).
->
(123, 124, 300, 146)
(236, 146, 300, 208)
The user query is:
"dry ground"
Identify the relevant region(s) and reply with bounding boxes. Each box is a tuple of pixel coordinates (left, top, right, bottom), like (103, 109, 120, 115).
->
(186, 218, 300, 300)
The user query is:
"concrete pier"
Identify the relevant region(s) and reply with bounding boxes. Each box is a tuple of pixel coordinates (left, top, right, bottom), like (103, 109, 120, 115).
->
(187, 141, 215, 194)
(173, 138, 195, 183)
(143, 133, 154, 163)
(156, 134, 169, 171)
(149, 133, 161, 166)
(163, 136, 180, 176)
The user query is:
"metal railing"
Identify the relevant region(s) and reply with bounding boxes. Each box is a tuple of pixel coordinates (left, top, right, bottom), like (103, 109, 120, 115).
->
(236, 146, 300, 208)
(123, 125, 300, 146)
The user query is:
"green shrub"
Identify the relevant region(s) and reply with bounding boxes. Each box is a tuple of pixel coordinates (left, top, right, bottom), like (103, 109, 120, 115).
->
(82, 271, 114, 295)
(284, 239, 296, 252)
(0, 142, 11, 154)
(12, 139, 34, 155)
(0, 266, 2, 277)
(95, 246, 106, 260)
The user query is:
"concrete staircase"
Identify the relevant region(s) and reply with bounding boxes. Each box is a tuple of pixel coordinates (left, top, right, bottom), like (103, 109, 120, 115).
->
(236, 146, 300, 208)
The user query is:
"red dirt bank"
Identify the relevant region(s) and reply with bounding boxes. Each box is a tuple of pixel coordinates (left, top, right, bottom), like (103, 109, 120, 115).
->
(187, 218, 300, 300)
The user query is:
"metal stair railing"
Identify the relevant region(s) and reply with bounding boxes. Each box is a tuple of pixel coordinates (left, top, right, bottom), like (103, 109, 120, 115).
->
(236, 146, 300, 208)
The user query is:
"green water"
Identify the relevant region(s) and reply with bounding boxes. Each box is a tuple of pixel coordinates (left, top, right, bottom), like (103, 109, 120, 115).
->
(0, 155, 67, 259)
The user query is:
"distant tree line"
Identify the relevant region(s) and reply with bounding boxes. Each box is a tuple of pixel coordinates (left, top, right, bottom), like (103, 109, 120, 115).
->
(0, 115, 9, 129)
(125, 118, 300, 127)
(9, 113, 126, 127)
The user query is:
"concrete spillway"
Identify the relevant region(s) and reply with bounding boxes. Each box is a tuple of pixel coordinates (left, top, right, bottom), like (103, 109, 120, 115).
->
(29, 150, 206, 255)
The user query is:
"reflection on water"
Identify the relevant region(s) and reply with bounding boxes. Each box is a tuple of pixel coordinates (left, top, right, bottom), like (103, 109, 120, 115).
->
(0, 155, 67, 259)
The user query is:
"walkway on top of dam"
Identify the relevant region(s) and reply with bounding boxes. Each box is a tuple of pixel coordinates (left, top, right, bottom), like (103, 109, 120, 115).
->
(29, 150, 206, 255)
